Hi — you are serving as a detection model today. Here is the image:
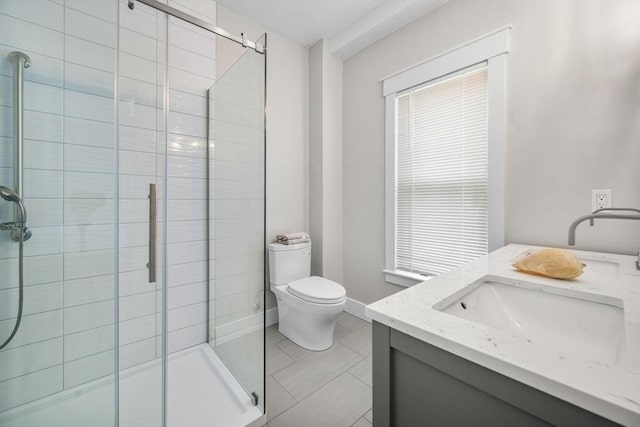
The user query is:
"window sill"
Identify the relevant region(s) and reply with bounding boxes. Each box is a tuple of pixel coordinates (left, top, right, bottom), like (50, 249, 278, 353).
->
(383, 269, 432, 287)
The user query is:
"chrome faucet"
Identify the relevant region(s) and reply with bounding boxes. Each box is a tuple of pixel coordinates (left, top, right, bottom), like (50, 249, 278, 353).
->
(568, 208, 640, 269)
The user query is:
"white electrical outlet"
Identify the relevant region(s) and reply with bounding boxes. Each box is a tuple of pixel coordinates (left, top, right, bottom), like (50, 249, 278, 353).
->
(591, 189, 612, 212)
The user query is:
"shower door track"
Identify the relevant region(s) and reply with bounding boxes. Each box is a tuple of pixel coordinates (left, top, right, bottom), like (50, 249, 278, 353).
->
(128, 0, 265, 54)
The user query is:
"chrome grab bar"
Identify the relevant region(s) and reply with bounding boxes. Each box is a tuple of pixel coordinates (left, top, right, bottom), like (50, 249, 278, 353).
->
(8, 52, 31, 242)
(9, 53, 30, 203)
(148, 183, 157, 283)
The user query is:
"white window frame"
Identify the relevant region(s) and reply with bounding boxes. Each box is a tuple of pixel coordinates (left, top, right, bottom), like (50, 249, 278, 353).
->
(383, 26, 510, 287)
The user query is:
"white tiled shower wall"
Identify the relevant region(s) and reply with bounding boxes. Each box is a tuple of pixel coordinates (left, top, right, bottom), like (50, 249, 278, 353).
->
(209, 46, 264, 344)
(0, 0, 216, 412)
(164, 0, 215, 355)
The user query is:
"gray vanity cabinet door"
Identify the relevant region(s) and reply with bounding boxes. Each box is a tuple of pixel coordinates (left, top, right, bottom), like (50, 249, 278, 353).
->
(371, 322, 620, 427)
(391, 349, 550, 426)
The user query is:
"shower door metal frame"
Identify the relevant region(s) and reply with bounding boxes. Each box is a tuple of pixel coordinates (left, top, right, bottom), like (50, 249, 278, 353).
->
(128, 0, 265, 54)
(261, 32, 268, 416)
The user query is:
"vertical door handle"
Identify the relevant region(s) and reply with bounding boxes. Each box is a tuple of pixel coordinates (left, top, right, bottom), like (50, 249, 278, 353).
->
(148, 183, 157, 283)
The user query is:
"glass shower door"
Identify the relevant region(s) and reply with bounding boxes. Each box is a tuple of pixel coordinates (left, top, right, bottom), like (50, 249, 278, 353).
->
(117, 2, 167, 426)
(0, 1, 168, 425)
(1, 0, 267, 425)
(208, 35, 266, 410)
(0, 1, 118, 425)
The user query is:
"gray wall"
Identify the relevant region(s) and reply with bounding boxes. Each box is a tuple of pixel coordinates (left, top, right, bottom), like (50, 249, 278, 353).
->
(309, 41, 324, 276)
(343, 0, 640, 304)
(321, 41, 344, 284)
(309, 39, 344, 283)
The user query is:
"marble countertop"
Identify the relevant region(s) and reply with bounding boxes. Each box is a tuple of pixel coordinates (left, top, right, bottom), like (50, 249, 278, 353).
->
(366, 244, 640, 426)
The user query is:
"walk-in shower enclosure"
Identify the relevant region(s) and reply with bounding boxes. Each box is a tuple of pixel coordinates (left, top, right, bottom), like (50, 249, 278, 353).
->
(0, 0, 266, 425)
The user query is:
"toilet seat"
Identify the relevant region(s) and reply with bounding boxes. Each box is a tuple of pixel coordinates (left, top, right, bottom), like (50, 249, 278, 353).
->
(287, 276, 346, 304)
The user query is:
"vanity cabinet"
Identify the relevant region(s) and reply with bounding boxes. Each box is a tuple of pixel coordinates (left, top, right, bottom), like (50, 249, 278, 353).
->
(371, 321, 620, 427)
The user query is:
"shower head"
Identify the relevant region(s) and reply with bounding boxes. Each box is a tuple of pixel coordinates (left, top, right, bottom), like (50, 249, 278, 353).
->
(0, 186, 19, 202)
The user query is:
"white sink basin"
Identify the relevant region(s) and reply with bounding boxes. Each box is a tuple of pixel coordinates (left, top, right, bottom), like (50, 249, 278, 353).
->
(576, 253, 621, 276)
(437, 276, 629, 366)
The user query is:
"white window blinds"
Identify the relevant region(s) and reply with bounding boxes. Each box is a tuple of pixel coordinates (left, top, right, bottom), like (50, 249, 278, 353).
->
(395, 66, 489, 276)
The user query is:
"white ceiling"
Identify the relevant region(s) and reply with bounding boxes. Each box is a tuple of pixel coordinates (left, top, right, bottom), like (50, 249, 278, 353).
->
(216, 0, 449, 59)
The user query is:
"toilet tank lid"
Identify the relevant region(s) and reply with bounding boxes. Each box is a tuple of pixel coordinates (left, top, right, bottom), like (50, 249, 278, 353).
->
(288, 276, 346, 304)
(268, 241, 311, 252)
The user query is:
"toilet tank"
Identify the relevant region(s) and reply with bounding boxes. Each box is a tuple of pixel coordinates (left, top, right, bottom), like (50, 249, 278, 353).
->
(268, 241, 311, 285)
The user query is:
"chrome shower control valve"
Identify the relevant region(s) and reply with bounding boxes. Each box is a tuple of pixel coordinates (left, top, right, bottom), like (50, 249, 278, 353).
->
(0, 221, 14, 230)
(0, 185, 32, 241)
(0, 222, 31, 242)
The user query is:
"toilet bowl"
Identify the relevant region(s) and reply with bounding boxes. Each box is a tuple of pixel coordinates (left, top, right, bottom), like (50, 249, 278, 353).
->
(268, 241, 346, 351)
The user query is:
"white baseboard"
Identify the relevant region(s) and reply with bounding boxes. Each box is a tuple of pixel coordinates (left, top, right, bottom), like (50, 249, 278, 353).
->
(262, 299, 369, 331)
(343, 297, 371, 322)
(215, 307, 280, 345)
(265, 307, 278, 327)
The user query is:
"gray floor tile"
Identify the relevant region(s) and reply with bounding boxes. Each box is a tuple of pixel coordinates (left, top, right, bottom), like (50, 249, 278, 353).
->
(348, 356, 372, 387)
(266, 344, 295, 375)
(266, 324, 287, 346)
(339, 323, 372, 357)
(352, 417, 372, 427)
(274, 337, 315, 362)
(333, 320, 354, 340)
(266, 376, 296, 421)
(337, 312, 369, 332)
(364, 409, 373, 423)
(273, 342, 363, 400)
(269, 373, 372, 427)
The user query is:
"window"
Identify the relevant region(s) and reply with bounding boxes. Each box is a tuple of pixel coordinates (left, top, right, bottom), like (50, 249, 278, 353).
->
(396, 66, 488, 276)
(384, 28, 509, 286)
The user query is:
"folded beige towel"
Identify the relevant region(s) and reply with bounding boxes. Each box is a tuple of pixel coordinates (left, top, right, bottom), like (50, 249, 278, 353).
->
(276, 232, 310, 245)
(280, 238, 309, 245)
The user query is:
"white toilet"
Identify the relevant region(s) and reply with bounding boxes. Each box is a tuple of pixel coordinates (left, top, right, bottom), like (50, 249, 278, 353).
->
(268, 240, 346, 351)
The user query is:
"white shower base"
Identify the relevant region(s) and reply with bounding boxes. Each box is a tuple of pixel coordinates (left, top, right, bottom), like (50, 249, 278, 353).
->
(0, 344, 264, 427)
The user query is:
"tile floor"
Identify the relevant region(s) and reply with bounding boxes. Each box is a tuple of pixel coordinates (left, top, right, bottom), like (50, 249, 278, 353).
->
(265, 313, 373, 427)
